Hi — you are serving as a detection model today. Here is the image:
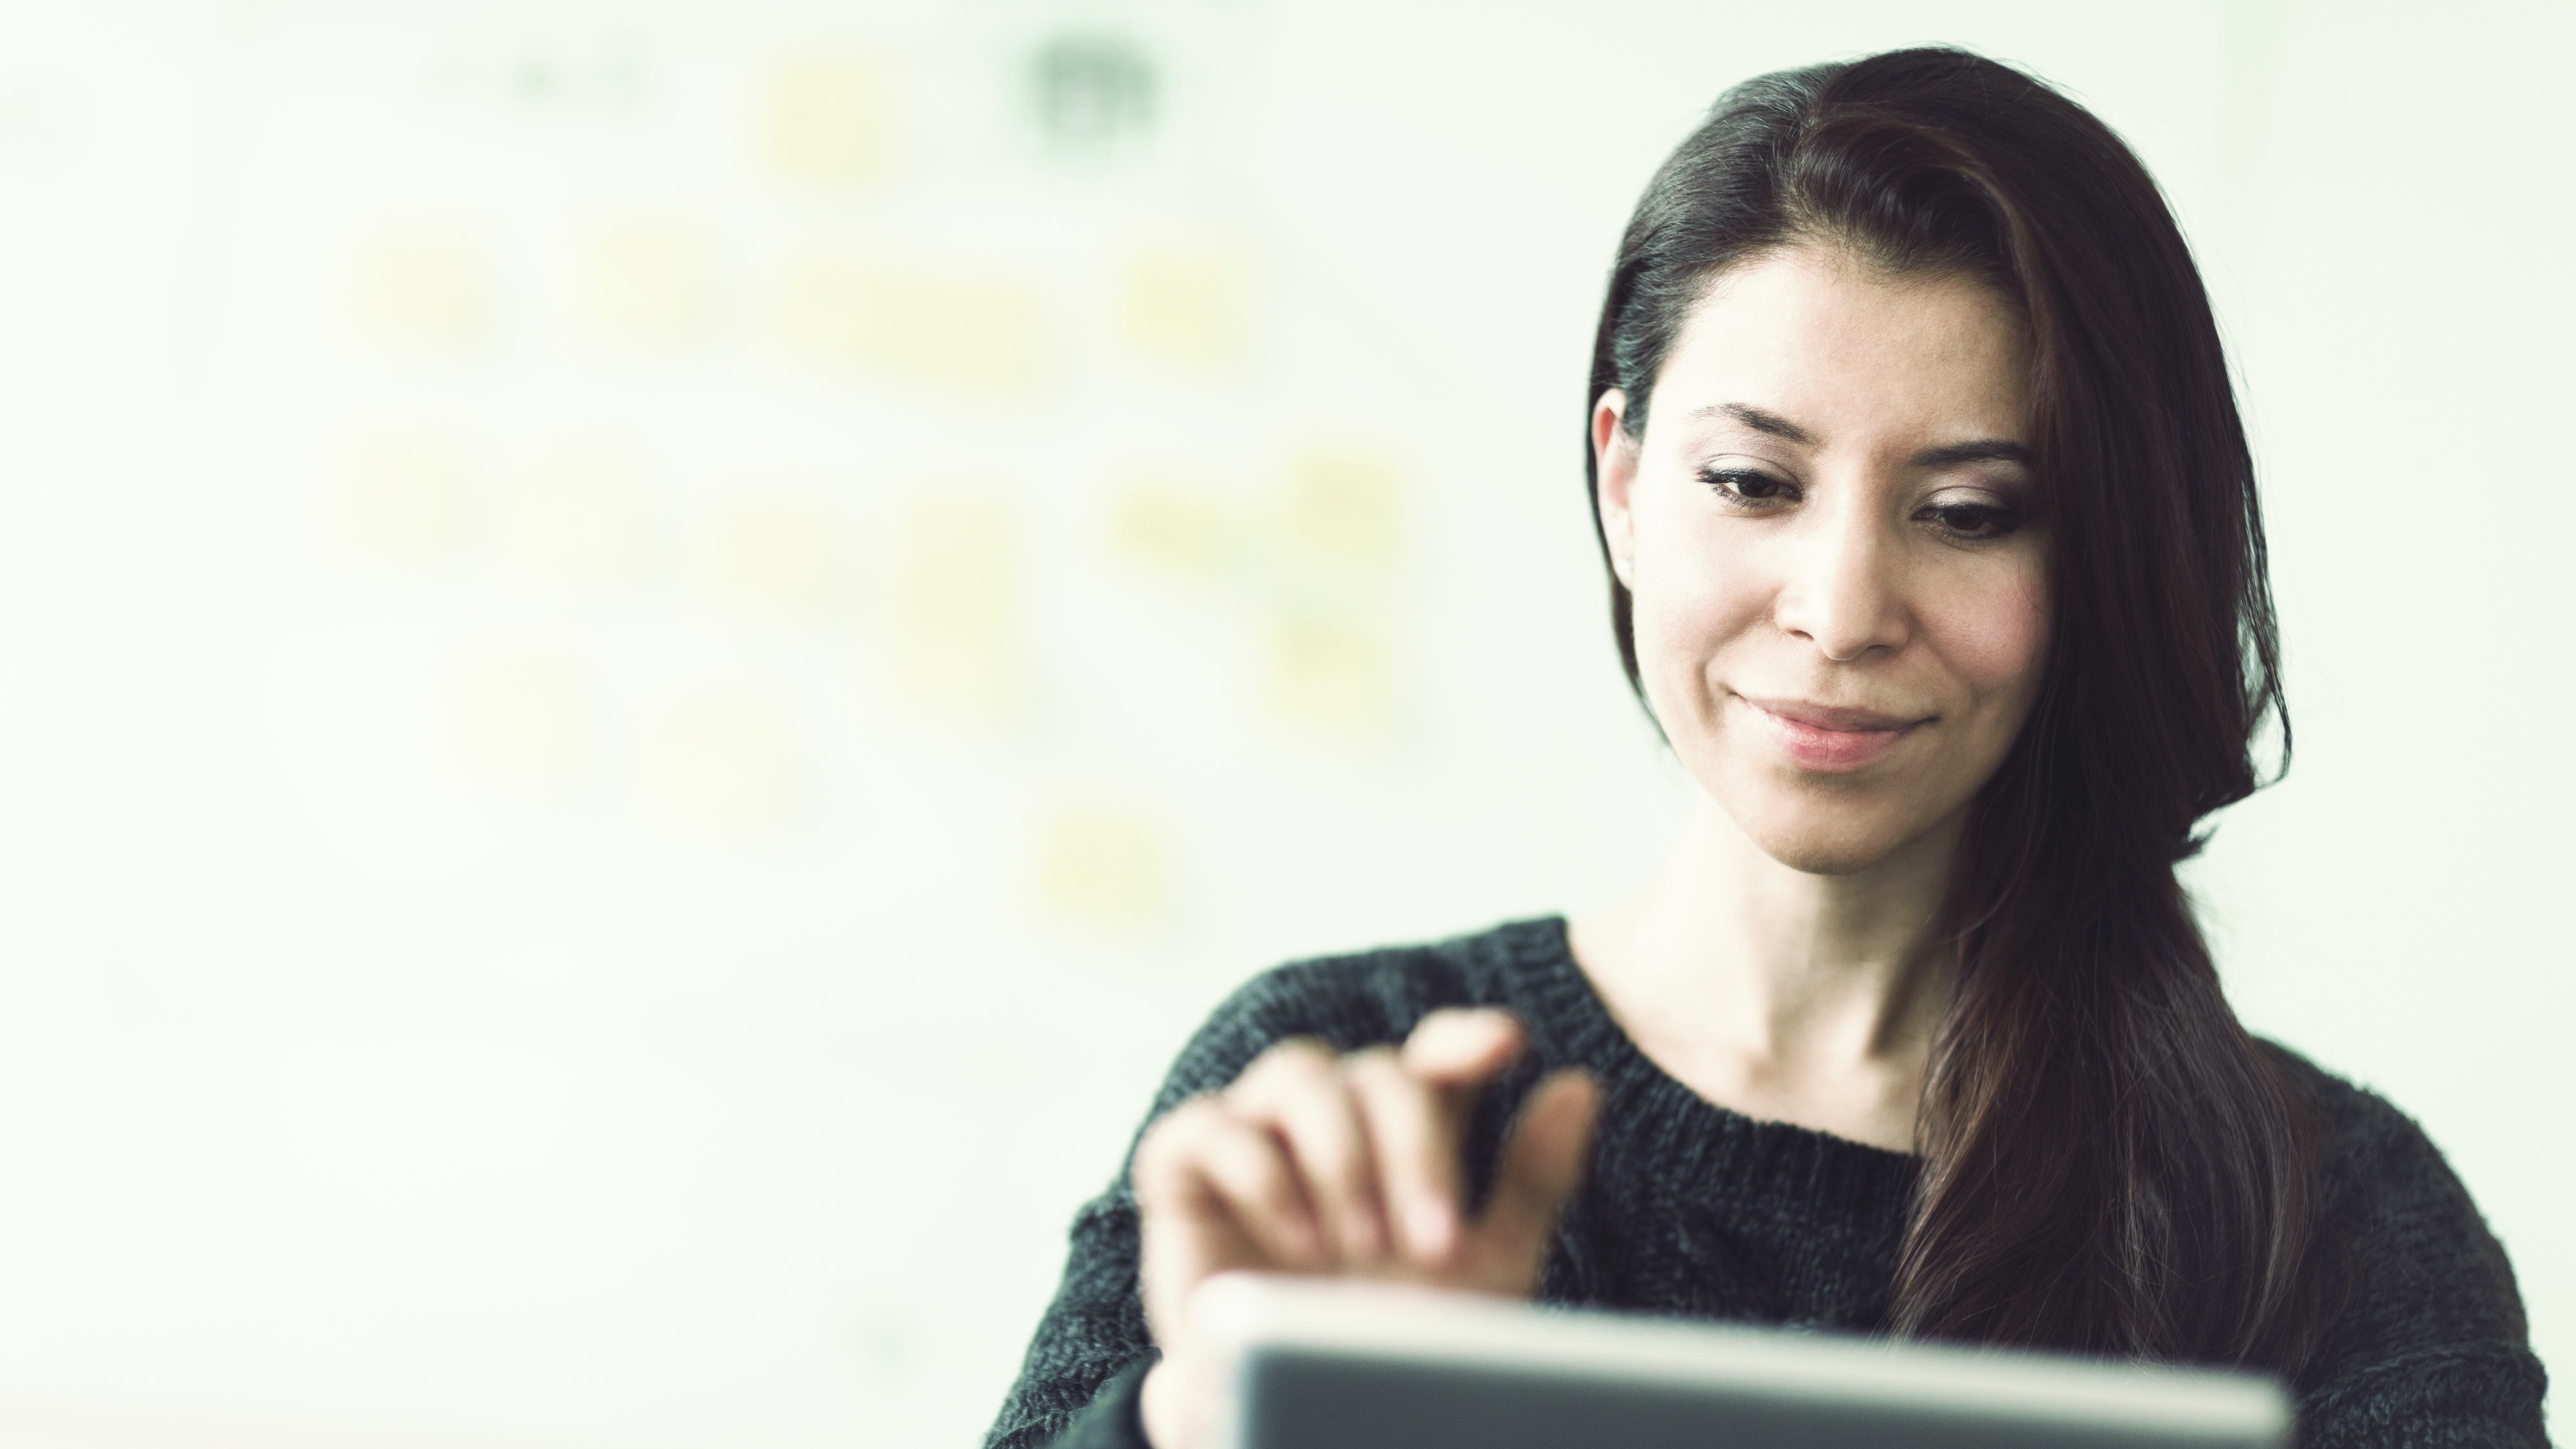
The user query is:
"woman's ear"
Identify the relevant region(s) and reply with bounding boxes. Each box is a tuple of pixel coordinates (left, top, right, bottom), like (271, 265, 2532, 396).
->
(1592, 390, 1639, 591)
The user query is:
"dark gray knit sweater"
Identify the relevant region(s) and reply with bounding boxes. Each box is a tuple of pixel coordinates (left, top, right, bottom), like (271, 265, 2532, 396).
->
(983, 916, 2550, 1448)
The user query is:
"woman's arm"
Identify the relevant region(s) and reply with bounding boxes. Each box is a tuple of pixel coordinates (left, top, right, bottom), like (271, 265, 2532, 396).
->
(980, 1182, 1159, 1449)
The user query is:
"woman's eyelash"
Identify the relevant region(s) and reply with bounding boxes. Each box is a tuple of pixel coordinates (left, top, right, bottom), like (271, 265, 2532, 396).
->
(1919, 502, 2024, 540)
(1695, 466, 2025, 542)
(1698, 467, 1795, 504)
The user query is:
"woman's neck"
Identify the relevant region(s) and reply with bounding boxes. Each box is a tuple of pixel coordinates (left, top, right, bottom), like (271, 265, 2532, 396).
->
(1567, 791, 1961, 1152)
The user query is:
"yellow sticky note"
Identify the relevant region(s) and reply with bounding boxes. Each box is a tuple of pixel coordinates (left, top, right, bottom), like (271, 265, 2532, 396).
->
(1278, 446, 1405, 573)
(889, 491, 1021, 720)
(894, 274, 1040, 394)
(638, 692, 800, 832)
(454, 647, 587, 786)
(776, 253, 1041, 395)
(767, 58, 889, 185)
(1118, 240, 1250, 369)
(334, 431, 466, 562)
(352, 234, 489, 349)
(707, 498, 839, 618)
(587, 217, 712, 346)
(1266, 606, 1396, 740)
(1106, 477, 1238, 583)
(774, 253, 870, 363)
(499, 448, 652, 585)
(1036, 799, 1170, 934)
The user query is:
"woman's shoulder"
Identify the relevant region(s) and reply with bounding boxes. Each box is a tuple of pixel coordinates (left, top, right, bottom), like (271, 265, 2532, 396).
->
(1191, 914, 1566, 1049)
(2253, 1039, 2546, 1439)
(2255, 1038, 2519, 1271)
(2254, 1037, 2408, 1162)
(2254, 1038, 2511, 1232)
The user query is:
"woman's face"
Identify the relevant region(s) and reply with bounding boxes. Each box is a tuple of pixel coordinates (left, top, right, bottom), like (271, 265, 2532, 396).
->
(1593, 243, 2051, 875)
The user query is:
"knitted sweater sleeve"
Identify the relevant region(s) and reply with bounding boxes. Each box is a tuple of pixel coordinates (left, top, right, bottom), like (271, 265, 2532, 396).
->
(2289, 1063, 2550, 1448)
(978, 951, 1464, 1449)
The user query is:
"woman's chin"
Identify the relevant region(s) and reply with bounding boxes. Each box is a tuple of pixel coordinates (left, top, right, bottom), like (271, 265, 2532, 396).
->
(1748, 832, 1899, 878)
(1725, 795, 1937, 878)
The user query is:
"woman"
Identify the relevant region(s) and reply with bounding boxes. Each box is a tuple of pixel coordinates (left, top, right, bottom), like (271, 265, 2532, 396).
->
(984, 47, 2546, 1449)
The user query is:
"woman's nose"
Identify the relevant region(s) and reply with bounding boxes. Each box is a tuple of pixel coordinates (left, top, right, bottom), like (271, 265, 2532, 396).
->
(1772, 501, 1910, 662)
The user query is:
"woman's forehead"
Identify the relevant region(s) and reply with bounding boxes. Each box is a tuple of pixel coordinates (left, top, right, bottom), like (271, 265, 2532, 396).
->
(1658, 247, 2032, 451)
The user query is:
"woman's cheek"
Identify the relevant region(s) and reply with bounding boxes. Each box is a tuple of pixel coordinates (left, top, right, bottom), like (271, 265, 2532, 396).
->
(1630, 531, 1771, 723)
(1933, 562, 2052, 723)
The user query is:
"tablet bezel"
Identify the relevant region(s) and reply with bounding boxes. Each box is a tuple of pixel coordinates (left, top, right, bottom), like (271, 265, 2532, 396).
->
(1192, 1274, 2292, 1449)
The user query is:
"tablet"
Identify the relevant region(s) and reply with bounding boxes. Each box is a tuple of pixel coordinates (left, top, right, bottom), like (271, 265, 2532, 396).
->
(1192, 1274, 2293, 1449)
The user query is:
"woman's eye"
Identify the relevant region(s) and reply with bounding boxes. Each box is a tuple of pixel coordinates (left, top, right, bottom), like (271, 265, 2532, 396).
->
(1921, 502, 2023, 540)
(1699, 467, 1795, 505)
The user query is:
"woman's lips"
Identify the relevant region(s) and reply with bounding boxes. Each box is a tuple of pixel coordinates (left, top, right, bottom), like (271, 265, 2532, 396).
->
(1735, 694, 1929, 772)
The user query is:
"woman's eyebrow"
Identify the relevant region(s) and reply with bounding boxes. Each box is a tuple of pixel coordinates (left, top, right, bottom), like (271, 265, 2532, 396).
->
(1683, 404, 2029, 469)
(1911, 439, 2032, 468)
(1687, 401, 1815, 444)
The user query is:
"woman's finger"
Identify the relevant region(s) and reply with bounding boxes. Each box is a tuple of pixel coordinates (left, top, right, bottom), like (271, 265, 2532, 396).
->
(1345, 1046, 1468, 1266)
(1226, 1041, 1390, 1260)
(1194, 1111, 1329, 1267)
(1399, 1007, 1526, 1086)
(1142, 1095, 1325, 1269)
(1132, 1094, 1225, 1218)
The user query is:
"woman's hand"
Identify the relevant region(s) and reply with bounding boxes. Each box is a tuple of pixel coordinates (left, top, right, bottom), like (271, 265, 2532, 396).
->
(1130, 1007, 1599, 1448)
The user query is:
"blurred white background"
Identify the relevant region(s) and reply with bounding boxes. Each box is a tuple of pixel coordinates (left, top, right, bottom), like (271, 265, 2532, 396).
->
(0, 1, 2564, 1445)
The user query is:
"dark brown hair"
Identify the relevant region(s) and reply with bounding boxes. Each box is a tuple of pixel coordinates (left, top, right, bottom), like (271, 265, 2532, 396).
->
(1584, 48, 2330, 1371)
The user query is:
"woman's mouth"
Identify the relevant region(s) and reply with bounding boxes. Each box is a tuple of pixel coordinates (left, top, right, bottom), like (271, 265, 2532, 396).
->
(1734, 694, 1929, 773)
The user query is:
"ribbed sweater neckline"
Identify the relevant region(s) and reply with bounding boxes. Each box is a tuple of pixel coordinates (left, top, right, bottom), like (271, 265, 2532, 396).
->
(1481, 913, 1923, 1222)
